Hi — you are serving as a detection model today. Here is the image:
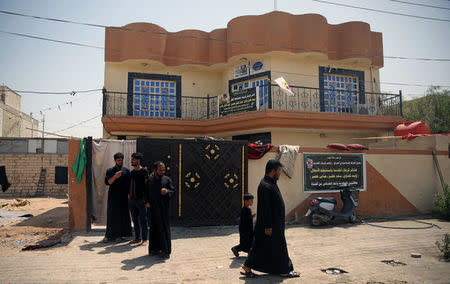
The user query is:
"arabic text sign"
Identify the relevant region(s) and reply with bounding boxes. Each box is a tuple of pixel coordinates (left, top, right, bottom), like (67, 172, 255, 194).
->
(303, 153, 366, 192)
(219, 88, 257, 116)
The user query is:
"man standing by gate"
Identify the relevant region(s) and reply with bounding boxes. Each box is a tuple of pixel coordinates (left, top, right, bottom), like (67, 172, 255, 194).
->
(129, 152, 149, 245)
(101, 152, 132, 243)
(145, 161, 175, 259)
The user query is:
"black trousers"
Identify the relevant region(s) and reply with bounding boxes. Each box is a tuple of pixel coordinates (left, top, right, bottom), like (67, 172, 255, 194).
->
(0, 166, 11, 193)
(128, 199, 148, 241)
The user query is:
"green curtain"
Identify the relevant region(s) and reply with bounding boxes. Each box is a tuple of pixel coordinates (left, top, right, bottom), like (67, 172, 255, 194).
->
(72, 137, 87, 183)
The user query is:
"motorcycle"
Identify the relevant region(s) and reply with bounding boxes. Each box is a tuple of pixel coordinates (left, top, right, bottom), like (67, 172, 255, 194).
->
(305, 188, 359, 226)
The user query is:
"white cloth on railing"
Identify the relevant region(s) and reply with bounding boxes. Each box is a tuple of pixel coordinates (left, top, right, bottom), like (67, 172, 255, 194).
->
(276, 145, 300, 178)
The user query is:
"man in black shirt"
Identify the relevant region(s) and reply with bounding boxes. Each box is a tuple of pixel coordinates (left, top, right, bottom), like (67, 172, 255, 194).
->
(128, 152, 149, 245)
(145, 161, 175, 259)
(100, 152, 132, 243)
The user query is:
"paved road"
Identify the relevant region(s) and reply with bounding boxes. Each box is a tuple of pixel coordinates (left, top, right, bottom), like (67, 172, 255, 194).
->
(1, 218, 449, 284)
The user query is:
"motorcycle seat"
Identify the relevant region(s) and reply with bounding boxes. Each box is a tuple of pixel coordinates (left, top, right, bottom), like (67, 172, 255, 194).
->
(317, 197, 337, 204)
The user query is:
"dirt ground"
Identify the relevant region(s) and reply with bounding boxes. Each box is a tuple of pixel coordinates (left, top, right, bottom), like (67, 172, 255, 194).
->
(0, 197, 68, 252)
(1, 198, 449, 283)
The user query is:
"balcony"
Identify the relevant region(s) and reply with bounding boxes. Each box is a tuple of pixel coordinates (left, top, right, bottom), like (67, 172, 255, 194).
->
(102, 85, 404, 136)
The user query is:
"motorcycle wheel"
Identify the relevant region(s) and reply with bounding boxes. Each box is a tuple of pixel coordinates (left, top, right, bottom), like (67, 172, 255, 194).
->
(349, 212, 357, 223)
(310, 213, 322, 226)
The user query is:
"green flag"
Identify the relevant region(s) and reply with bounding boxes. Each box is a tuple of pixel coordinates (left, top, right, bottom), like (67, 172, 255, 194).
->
(72, 137, 87, 183)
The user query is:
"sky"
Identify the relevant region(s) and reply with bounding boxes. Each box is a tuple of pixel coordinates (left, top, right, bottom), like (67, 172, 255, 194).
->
(0, 0, 449, 138)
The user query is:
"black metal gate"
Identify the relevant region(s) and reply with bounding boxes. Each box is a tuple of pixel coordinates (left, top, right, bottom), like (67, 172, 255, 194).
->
(136, 138, 248, 226)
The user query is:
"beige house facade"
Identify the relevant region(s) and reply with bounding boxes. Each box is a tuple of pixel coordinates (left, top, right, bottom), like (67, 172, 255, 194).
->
(102, 11, 403, 146)
(0, 86, 39, 138)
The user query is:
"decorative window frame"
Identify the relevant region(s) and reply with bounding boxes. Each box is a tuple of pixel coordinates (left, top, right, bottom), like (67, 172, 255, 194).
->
(318, 67, 365, 112)
(127, 72, 182, 117)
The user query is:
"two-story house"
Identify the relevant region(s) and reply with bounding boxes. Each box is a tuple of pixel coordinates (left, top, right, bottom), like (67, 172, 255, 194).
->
(102, 11, 404, 146)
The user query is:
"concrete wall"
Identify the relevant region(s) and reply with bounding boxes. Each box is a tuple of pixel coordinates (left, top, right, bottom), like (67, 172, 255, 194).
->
(104, 52, 380, 98)
(0, 107, 3, 135)
(271, 129, 391, 148)
(0, 87, 39, 138)
(248, 135, 449, 221)
(0, 153, 68, 197)
(68, 136, 448, 230)
(104, 62, 225, 96)
(1, 86, 21, 111)
(68, 139, 87, 231)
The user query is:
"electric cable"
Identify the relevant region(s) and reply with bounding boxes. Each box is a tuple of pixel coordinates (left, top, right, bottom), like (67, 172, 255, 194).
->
(390, 0, 450, 10)
(1, 10, 450, 61)
(1, 30, 448, 89)
(53, 114, 101, 133)
(13, 88, 102, 95)
(311, 0, 450, 22)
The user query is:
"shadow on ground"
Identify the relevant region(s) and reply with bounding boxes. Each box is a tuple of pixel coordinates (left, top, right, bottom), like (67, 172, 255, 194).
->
(121, 254, 166, 271)
(15, 207, 68, 228)
(171, 225, 237, 240)
(241, 274, 285, 283)
(79, 239, 142, 255)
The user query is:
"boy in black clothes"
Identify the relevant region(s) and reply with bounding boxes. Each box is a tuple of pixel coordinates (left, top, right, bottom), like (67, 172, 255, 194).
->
(231, 193, 255, 257)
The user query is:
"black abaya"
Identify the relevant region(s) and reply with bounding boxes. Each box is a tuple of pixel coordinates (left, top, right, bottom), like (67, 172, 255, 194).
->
(104, 166, 132, 239)
(244, 176, 294, 274)
(146, 175, 175, 255)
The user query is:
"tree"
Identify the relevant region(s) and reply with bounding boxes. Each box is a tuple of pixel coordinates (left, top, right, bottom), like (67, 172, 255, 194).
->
(403, 86, 450, 134)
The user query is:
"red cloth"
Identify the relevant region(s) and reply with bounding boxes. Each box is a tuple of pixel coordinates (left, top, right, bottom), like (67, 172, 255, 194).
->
(248, 143, 273, 159)
(401, 133, 449, 140)
(347, 144, 369, 150)
(326, 143, 349, 151)
(394, 121, 431, 136)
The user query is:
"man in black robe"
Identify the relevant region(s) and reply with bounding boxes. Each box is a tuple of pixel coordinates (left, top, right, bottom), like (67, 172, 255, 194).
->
(145, 161, 175, 259)
(100, 152, 132, 243)
(241, 160, 300, 278)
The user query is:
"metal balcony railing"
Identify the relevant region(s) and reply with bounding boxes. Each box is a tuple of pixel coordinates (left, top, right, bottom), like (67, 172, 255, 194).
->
(102, 85, 402, 119)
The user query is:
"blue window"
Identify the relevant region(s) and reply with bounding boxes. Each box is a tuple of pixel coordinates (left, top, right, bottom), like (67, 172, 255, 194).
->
(322, 73, 358, 113)
(133, 79, 177, 118)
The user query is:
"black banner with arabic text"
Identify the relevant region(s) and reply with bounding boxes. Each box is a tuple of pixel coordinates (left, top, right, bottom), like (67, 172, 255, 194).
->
(219, 88, 257, 116)
(303, 153, 366, 192)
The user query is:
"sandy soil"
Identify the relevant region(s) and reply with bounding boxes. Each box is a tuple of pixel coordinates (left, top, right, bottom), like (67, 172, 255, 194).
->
(0, 197, 68, 252)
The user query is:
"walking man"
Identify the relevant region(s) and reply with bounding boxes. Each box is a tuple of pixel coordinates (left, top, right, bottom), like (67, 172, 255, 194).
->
(146, 161, 175, 259)
(128, 152, 149, 245)
(241, 160, 300, 278)
(101, 152, 132, 243)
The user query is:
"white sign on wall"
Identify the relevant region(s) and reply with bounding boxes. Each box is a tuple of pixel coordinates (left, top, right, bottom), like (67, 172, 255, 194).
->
(250, 60, 265, 75)
(234, 64, 249, 78)
(234, 60, 265, 78)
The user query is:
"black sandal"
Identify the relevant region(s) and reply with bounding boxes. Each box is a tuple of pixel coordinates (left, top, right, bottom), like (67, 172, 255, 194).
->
(240, 271, 255, 277)
(231, 247, 239, 257)
(281, 271, 300, 278)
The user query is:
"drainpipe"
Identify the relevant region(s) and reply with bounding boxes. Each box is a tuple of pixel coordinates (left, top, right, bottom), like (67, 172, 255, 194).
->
(207, 94, 210, 119)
